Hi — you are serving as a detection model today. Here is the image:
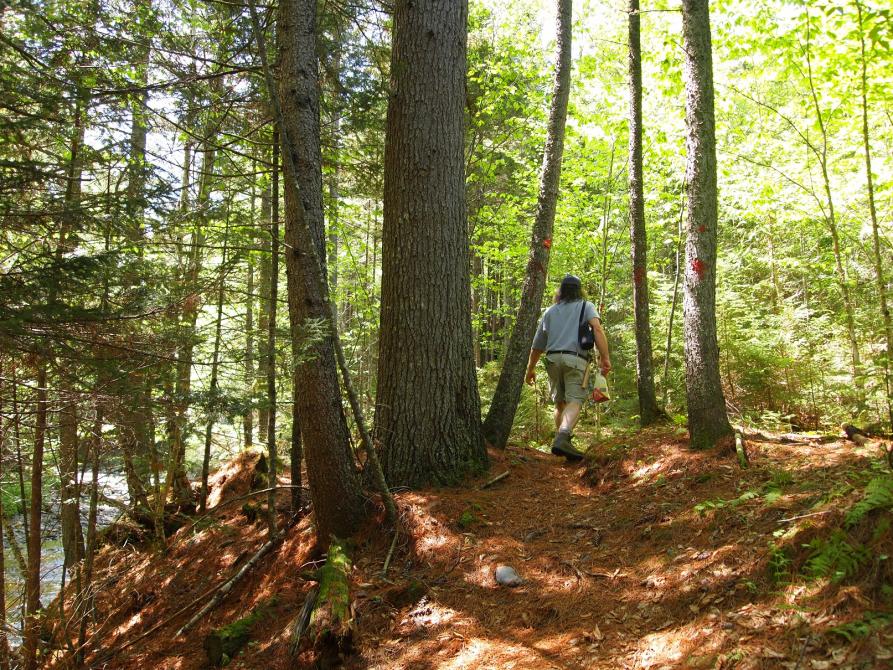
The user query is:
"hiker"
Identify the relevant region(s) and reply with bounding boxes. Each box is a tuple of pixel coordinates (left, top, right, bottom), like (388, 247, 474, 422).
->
(525, 274, 611, 461)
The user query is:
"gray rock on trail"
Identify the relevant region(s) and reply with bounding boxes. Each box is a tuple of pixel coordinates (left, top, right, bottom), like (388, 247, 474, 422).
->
(495, 565, 523, 587)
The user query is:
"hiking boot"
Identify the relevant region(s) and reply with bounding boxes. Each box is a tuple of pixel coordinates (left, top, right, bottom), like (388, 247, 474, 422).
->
(551, 431, 584, 461)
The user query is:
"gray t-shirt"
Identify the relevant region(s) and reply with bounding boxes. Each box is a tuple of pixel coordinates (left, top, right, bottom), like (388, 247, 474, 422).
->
(531, 299, 599, 356)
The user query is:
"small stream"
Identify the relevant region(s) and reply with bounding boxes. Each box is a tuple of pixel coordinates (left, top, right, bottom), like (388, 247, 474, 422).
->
(3, 471, 130, 642)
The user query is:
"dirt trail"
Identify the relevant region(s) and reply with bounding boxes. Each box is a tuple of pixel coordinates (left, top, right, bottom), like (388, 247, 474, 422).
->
(65, 427, 891, 669)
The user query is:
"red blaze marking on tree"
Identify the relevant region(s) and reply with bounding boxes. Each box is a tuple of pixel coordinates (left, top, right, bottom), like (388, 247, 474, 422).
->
(691, 258, 706, 277)
(698, 225, 706, 233)
(634, 265, 645, 286)
(543, 238, 552, 249)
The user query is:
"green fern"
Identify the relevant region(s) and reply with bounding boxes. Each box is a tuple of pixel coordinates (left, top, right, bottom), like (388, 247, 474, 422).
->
(830, 612, 893, 642)
(845, 476, 893, 527)
(804, 530, 869, 582)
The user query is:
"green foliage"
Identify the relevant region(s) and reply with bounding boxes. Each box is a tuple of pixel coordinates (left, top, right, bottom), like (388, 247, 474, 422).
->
(829, 611, 893, 642)
(845, 476, 893, 527)
(768, 543, 793, 584)
(804, 530, 871, 582)
(457, 509, 478, 529)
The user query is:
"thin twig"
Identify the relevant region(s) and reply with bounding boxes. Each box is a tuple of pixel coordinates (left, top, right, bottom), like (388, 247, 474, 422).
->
(480, 471, 510, 489)
(381, 532, 399, 577)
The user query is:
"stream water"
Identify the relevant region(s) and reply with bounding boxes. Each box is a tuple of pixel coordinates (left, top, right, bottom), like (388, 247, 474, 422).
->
(3, 471, 130, 642)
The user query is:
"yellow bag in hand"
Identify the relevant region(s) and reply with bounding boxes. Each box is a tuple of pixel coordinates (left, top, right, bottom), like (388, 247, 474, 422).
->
(590, 372, 610, 403)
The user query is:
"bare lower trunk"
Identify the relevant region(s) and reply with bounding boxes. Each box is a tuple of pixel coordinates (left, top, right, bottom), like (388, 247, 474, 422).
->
(627, 0, 662, 425)
(680, 0, 733, 450)
(276, 0, 367, 539)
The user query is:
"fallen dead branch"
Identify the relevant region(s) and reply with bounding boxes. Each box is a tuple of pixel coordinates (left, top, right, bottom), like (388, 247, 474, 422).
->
(480, 470, 510, 489)
(176, 514, 301, 637)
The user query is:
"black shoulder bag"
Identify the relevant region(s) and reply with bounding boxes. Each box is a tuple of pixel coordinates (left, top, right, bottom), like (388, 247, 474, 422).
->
(578, 301, 595, 351)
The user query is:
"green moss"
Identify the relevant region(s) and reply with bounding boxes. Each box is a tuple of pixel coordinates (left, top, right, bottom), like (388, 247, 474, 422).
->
(458, 510, 477, 529)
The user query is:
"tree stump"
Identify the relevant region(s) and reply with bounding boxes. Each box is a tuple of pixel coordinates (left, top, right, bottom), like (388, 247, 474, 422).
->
(290, 539, 353, 667)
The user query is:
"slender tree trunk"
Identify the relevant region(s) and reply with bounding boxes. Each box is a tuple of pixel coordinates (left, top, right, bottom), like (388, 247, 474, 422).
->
(23, 363, 47, 670)
(599, 143, 615, 312)
(266, 135, 279, 537)
(0, 364, 10, 670)
(627, 0, 662, 425)
(482, 0, 573, 449)
(274, 0, 367, 540)
(171, 135, 217, 507)
(257, 187, 272, 444)
(199, 213, 231, 513)
(77, 403, 102, 664)
(803, 11, 861, 390)
(855, 0, 892, 429)
(680, 0, 733, 450)
(244, 182, 256, 449)
(59, 389, 84, 569)
(662, 189, 685, 409)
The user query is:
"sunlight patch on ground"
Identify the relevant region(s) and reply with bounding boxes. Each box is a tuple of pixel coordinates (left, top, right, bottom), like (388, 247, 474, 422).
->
(632, 460, 664, 480)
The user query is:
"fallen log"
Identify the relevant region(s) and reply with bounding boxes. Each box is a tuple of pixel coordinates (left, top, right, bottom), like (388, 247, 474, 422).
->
(289, 539, 353, 665)
(738, 427, 838, 445)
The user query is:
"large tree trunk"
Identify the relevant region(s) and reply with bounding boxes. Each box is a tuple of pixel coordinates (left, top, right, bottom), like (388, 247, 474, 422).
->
(376, 0, 487, 484)
(278, 0, 366, 540)
(680, 0, 734, 450)
(627, 0, 662, 426)
(481, 0, 573, 449)
(855, 0, 892, 430)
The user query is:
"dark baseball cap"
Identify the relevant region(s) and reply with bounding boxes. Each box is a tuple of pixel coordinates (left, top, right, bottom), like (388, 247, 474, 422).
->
(560, 274, 581, 288)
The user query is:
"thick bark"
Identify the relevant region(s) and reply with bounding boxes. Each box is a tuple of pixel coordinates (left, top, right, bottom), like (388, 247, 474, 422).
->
(481, 0, 573, 448)
(680, 0, 733, 450)
(278, 0, 366, 539)
(627, 0, 662, 426)
(855, 0, 893, 430)
(377, 0, 488, 482)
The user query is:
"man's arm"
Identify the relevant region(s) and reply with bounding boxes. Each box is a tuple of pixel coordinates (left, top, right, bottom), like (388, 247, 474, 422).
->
(590, 317, 611, 375)
(525, 348, 544, 385)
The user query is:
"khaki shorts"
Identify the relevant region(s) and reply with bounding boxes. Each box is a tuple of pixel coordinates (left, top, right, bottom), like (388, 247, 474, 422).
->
(544, 353, 589, 404)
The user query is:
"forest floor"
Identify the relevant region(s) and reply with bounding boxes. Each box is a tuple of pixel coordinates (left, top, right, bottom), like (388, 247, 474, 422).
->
(54, 425, 893, 669)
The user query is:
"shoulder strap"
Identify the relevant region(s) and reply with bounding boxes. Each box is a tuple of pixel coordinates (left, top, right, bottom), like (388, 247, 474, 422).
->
(578, 301, 587, 325)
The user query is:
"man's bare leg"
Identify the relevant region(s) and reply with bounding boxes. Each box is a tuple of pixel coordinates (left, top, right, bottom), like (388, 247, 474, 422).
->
(559, 401, 582, 434)
(554, 402, 566, 430)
